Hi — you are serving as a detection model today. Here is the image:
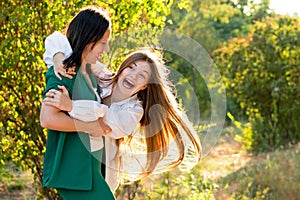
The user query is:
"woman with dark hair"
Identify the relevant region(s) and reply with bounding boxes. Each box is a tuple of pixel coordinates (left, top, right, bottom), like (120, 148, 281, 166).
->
(40, 6, 115, 199)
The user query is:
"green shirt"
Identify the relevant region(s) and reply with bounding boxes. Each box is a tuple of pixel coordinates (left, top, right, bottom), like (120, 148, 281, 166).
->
(42, 66, 99, 190)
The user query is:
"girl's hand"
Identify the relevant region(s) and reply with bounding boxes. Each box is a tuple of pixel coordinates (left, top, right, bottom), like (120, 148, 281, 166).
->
(43, 85, 72, 112)
(53, 52, 76, 80)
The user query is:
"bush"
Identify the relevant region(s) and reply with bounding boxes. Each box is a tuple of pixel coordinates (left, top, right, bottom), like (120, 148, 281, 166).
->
(213, 16, 300, 152)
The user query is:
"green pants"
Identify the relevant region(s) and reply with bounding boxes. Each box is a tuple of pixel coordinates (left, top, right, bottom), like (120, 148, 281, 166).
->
(57, 150, 115, 200)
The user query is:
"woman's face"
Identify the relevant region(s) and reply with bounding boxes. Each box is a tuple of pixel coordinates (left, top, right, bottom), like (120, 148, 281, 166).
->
(116, 60, 152, 98)
(82, 29, 110, 64)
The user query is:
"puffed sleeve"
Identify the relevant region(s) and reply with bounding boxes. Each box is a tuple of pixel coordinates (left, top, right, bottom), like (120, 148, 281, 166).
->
(68, 100, 108, 122)
(43, 31, 73, 67)
(90, 61, 107, 77)
(103, 101, 143, 139)
(90, 61, 113, 88)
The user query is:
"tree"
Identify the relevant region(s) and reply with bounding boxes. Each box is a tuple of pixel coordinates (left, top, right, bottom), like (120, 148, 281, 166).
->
(0, 0, 171, 198)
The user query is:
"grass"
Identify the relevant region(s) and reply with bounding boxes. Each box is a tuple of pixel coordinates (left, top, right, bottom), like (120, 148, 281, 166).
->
(210, 127, 300, 200)
(0, 162, 36, 200)
(1, 125, 300, 199)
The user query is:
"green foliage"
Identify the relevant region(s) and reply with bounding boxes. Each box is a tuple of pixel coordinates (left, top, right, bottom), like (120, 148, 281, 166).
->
(227, 112, 253, 149)
(161, 0, 275, 124)
(213, 16, 300, 152)
(211, 0, 275, 41)
(116, 169, 217, 200)
(102, 0, 172, 69)
(0, 0, 51, 198)
(0, 0, 172, 199)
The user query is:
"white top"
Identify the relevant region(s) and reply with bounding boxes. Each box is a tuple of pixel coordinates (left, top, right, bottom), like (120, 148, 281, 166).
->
(69, 86, 143, 192)
(43, 32, 144, 192)
(68, 88, 144, 151)
(43, 31, 73, 67)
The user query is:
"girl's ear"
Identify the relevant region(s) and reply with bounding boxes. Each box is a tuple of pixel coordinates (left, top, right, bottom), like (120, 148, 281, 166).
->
(141, 84, 147, 91)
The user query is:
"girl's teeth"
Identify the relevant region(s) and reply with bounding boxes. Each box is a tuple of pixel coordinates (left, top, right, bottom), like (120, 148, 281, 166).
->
(124, 79, 134, 88)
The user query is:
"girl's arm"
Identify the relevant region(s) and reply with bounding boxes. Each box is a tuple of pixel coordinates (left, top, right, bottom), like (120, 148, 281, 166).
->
(44, 32, 111, 81)
(69, 99, 143, 139)
(69, 100, 108, 122)
(43, 86, 109, 122)
(43, 31, 74, 80)
(103, 104, 143, 139)
(43, 31, 72, 67)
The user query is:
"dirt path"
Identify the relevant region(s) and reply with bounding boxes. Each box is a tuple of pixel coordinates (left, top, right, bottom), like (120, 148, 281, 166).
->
(201, 133, 251, 180)
(0, 170, 36, 200)
(199, 133, 254, 199)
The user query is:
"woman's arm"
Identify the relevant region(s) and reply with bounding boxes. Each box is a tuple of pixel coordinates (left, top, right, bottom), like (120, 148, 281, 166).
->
(40, 101, 111, 137)
(43, 86, 142, 139)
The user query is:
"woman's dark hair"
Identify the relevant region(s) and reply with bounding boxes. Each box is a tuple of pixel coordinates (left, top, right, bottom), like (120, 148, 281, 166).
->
(63, 6, 111, 69)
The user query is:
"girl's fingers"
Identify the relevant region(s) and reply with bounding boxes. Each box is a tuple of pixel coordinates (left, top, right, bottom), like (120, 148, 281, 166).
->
(59, 71, 73, 79)
(54, 70, 62, 80)
(43, 97, 55, 103)
(67, 71, 76, 75)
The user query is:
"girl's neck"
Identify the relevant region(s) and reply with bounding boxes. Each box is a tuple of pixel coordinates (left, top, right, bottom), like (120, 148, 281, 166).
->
(102, 85, 123, 107)
(110, 84, 130, 103)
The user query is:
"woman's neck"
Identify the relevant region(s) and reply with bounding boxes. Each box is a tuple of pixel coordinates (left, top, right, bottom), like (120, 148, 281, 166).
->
(80, 62, 93, 87)
(80, 61, 88, 74)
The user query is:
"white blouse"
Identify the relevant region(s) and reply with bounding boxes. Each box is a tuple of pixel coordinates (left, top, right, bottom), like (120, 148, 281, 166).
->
(43, 31, 144, 192)
(43, 31, 72, 67)
(69, 91, 144, 152)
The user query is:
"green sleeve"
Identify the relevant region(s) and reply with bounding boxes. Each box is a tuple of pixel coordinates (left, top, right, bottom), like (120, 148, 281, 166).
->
(42, 66, 75, 99)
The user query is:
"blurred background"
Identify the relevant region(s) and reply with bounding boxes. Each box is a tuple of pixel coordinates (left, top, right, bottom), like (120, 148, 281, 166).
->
(1, 0, 299, 199)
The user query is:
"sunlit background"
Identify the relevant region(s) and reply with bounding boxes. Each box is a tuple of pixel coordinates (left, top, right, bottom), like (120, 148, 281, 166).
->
(270, 0, 300, 15)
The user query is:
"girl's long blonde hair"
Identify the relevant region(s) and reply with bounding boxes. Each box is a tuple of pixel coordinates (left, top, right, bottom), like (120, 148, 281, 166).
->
(111, 49, 202, 181)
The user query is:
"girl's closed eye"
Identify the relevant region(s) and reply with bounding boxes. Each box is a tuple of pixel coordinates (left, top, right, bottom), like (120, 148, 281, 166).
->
(139, 73, 145, 79)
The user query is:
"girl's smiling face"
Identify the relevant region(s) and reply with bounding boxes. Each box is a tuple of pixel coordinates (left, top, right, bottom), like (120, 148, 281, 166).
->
(116, 60, 151, 99)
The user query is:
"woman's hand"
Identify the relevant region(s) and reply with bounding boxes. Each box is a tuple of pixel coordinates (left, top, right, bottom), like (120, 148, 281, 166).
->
(53, 52, 76, 80)
(43, 85, 72, 112)
(87, 118, 112, 137)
